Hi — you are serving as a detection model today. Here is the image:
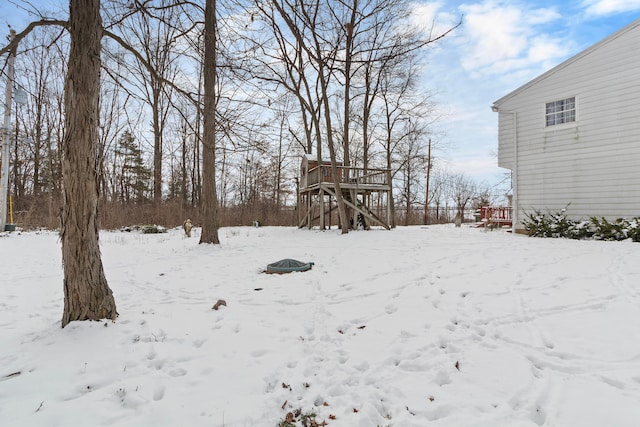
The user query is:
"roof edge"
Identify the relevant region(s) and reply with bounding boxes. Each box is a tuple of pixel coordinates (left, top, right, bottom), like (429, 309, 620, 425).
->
(492, 18, 640, 109)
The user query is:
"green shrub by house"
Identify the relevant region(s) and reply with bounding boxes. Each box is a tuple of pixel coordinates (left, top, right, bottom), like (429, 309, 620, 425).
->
(522, 207, 640, 242)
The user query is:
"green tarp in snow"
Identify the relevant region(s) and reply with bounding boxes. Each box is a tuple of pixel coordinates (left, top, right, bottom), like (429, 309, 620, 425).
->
(266, 258, 314, 274)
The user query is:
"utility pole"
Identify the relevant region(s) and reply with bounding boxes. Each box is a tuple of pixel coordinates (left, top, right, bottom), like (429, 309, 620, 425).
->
(1, 29, 17, 232)
(423, 138, 431, 225)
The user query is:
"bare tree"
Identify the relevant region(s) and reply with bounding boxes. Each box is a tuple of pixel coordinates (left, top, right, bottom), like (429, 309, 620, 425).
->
(269, 0, 350, 233)
(98, 44, 136, 208)
(19, 34, 48, 196)
(270, 96, 298, 209)
(1, 25, 66, 225)
(165, 98, 198, 209)
(394, 119, 428, 225)
(116, 1, 181, 206)
(1, 0, 462, 233)
(248, 1, 324, 158)
(199, 0, 220, 244)
(449, 173, 477, 222)
(472, 183, 495, 210)
(60, 0, 117, 327)
(427, 168, 448, 223)
(379, 58, 434, 227)
(339, 0, 426, 168)
(1, 1, 119, 326)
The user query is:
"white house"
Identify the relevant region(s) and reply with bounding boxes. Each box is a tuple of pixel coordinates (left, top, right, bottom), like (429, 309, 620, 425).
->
(492, 18, 640, 232)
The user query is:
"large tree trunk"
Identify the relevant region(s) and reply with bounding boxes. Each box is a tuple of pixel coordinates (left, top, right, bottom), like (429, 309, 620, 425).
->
(61, 0, 117, 328)
(199, 0, 220, 244)
(318, 68, 349, 235)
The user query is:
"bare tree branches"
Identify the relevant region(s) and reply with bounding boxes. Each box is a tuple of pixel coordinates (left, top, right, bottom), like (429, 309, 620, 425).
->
(0, 19, 67, 57)
(1, 0, 464, 231)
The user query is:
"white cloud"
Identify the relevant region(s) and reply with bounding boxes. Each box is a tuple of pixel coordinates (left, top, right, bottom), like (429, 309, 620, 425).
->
(412, 1, 589, 186)
(411, 2, 461, 40)
(581, 0, 640, 16)
(528, 35, 569, 63)
(463, 6, 528, 62)
(414, 0, 639, 188)
(412, 2, 441, 24)
(452, 1, 572, 78)
(412, 0, 573, 81)
(442, 153, 502, 179)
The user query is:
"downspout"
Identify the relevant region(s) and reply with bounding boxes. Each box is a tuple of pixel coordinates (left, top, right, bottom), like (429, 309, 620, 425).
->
(512, 112, 518, 233)
(492, 104, 518, 233)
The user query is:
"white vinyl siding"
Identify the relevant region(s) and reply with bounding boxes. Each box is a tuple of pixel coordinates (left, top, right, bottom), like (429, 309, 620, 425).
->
(497, 112, 516, 169)
(493, 19, 640, 228)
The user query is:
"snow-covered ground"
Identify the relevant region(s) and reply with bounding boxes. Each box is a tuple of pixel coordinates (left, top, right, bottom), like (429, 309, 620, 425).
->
(2, 225, 640, 427)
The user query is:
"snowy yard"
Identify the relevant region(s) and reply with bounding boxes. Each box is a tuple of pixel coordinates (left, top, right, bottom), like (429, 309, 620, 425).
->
(2, 225, 640, 427)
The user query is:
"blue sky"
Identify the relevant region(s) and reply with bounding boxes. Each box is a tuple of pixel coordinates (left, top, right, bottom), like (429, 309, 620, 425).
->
(2, 0, 640, 195)
(416, 0, 640, 192)
(0, 0, 65, 27)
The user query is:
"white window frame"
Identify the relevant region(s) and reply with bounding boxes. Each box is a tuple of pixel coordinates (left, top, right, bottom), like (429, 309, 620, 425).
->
(545, 96, 576, 127)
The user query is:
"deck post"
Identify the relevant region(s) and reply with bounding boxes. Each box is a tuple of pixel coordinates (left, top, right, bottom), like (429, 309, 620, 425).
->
(319, 188, 325, 229)
(307, 191, 312, 229)
(296, 177, 301, 227)
(387, 190, 391, 228)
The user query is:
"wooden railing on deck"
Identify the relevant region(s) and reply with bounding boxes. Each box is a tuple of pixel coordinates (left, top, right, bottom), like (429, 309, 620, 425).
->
(306, 165, 389, 187)
(479, 206, 512, 225)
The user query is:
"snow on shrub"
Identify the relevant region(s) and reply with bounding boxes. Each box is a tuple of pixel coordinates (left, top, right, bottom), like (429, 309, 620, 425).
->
(522, 207, 640, 242)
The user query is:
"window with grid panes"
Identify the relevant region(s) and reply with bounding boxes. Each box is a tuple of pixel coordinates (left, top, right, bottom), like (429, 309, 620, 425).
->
(545, 97, 575, 126)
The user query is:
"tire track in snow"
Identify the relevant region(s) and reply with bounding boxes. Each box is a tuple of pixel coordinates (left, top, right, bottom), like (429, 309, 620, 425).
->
(606, 245, 640, 310)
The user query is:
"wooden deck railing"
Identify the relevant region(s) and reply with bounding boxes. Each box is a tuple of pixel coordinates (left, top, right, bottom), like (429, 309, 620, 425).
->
(479, 206, 512, 225)
(306, 165, 389, 187)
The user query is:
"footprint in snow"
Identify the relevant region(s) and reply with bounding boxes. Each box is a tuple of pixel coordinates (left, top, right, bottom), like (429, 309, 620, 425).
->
(168, 368, 187, 377)
(250, 349, 268, 358)
(434, 370, 451, 386)
(153, 386, 165, 401)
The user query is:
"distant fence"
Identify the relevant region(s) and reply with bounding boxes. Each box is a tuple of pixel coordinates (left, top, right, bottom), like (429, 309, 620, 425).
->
(396, 206, 474, 225)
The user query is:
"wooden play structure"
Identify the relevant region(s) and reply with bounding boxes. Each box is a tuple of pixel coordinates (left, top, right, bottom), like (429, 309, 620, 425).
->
(298, 154, 393, 230)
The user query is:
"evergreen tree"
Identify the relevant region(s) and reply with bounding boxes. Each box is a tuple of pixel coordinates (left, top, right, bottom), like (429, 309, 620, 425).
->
(115, 130, 152, 203)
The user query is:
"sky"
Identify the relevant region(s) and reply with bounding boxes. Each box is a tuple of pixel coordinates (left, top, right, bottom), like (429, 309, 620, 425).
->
(1, 0, 640, 196)
(416, 0, 640, 192)
(3, 224, 640, 426)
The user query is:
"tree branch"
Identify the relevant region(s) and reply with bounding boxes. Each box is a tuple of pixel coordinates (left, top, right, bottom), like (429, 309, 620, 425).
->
(102, 29, 199, 107)
(0, 19, 68, 56)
